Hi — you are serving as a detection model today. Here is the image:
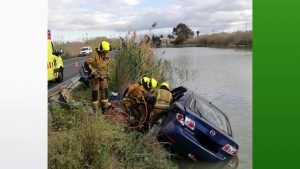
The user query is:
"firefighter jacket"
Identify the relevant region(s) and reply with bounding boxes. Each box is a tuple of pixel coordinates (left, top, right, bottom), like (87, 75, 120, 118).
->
(154, 89, 173, 109)
(125, 83, 147, 104)
(85, 50, 109, 77)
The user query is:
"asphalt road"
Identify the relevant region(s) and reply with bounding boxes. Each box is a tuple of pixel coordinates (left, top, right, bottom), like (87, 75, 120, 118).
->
(48, 50, 118, 90)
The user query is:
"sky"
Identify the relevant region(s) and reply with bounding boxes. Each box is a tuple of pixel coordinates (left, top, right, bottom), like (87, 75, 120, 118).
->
(48, 0, 252, 42)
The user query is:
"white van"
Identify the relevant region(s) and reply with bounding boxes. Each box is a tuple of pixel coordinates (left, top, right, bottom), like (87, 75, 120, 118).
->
(79, 46, 92, 56)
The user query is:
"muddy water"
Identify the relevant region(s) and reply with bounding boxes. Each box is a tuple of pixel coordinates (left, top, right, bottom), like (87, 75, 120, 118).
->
(156, 47, 252, 169)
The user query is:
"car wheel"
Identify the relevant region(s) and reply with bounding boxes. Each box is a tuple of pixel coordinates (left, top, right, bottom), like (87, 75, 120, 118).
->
(55, 68, 64, 82)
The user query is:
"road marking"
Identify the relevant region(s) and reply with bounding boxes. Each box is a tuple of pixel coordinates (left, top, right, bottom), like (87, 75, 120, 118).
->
(64, 60, 85, 67)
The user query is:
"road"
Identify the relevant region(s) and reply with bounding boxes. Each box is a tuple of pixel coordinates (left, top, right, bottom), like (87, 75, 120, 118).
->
(48, 50, 118, 90)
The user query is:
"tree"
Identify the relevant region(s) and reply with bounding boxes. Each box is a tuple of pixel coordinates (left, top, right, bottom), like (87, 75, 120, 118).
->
(151, 34, 161, 47)
(167, 34, 175, 39)
(196, 30, 200, 36)
(172, 23, 194, 44)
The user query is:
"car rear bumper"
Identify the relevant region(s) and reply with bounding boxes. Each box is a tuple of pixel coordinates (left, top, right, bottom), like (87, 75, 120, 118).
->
(161, 122, 228, 161)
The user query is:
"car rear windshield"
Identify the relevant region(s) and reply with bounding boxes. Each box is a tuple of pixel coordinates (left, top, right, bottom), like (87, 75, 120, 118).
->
(188, 97, 230, 134)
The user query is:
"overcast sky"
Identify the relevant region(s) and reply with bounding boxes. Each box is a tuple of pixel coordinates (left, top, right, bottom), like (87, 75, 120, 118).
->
(48, 0, 252, 42)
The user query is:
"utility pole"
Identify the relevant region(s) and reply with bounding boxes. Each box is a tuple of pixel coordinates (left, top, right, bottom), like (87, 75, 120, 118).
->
(68, 35, 70, 58)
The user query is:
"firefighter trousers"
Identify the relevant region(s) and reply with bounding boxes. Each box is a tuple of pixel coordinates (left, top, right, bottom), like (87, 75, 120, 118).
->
(123, 99, 146, 124)
(91, 78, 109, 112)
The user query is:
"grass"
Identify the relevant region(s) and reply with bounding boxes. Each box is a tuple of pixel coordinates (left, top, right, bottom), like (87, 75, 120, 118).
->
(48, 87, 177, 169)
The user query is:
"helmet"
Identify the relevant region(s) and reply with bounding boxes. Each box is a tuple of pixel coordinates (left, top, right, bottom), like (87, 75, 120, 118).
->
(161, 82, 170, 90)
(99, 41, 111, 52)
(141, 76, 150, 86)
(140, 76, 150, 89)
(149, 78, 157, 89)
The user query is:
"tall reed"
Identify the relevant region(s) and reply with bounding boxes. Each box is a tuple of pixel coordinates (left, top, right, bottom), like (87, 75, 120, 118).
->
(116, 31, 168, 92)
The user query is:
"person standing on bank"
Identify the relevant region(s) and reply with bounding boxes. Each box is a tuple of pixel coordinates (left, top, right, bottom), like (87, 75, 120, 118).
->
(85, 41, 111, 113)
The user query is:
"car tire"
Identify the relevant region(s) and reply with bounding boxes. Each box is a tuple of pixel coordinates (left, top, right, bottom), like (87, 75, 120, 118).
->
(55, 68, 64, 82)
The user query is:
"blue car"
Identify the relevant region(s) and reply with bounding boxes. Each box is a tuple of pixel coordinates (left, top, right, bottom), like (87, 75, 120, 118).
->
(155, 87, 239, 162)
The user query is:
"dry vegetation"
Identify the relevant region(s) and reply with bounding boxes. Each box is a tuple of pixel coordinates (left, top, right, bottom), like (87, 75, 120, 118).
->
(53, 37, 121, 60)
(115, 31, 169, 92)
(184, 31, 252, 48)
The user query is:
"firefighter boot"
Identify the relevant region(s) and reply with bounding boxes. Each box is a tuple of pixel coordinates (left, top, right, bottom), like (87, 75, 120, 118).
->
(91, 101, 99, 113)
(100, 99, 109, 114)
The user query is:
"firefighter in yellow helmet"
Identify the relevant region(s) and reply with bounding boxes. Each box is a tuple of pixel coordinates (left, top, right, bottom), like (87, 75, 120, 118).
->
(123, 77, 157, 125)
(148, 78, 158, 94)
(123, 76, 150, 97)
(85, 41, 111, 113)
(149, 81, 173, 123)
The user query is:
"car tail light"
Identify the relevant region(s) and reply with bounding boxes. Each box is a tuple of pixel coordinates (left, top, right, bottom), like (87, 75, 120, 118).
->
(184, 116, 195, 130)
(176, 113, 196, 130)
(176, 113, 184, 125)
(222, 144, 238, 156)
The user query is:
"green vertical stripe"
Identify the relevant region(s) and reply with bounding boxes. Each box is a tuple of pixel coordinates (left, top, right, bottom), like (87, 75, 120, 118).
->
(254, 0, 300, 168)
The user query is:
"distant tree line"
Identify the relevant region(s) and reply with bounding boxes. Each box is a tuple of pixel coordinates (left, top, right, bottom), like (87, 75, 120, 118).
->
(150, 22, 252, 48)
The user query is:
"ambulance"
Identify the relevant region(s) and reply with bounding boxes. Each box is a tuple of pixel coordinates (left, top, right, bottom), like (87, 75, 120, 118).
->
(48, 30, 64, 82)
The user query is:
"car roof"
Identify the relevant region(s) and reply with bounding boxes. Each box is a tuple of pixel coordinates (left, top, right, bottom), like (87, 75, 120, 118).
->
(175, 88, 233, 136)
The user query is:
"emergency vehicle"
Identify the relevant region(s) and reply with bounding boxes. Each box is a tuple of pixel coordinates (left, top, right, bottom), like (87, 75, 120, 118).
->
(48, 30, 64, 82)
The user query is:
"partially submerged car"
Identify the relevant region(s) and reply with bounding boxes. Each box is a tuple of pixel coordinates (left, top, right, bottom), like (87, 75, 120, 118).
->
(155, 87, 239, 162)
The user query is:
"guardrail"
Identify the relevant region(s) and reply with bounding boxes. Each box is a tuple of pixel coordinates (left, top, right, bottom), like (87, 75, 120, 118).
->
(48, 75, 81, 99)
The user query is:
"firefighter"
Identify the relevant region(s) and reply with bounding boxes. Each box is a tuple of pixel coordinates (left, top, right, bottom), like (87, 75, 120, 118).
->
(149, 82, 173, 123)
(85, 41, 111, 113)
(123, 76, 150, 97)
(123, 77, 157, 124)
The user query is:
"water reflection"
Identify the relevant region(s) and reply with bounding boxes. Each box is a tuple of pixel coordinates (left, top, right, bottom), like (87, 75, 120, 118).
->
(156, 47, 252, 169)
(176, 156, 239, 169)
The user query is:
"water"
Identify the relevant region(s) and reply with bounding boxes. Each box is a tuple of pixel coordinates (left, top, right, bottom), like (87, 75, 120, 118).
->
(156, 47, 252, 169)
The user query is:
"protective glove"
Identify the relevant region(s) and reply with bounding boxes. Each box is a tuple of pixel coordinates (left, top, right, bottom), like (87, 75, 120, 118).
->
(91, 69, 98, 76)
(91, 69, 101, 78)
(94, 75, 101, 79)
(105, 73, 110, 80)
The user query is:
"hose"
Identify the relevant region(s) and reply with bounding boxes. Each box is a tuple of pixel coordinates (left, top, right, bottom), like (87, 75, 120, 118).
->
(102, 95, 148, 129)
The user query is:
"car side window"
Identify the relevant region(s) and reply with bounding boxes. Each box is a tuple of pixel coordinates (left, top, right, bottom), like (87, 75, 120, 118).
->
(189, 98, 196, 110)
(187, 97, 202, 116)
